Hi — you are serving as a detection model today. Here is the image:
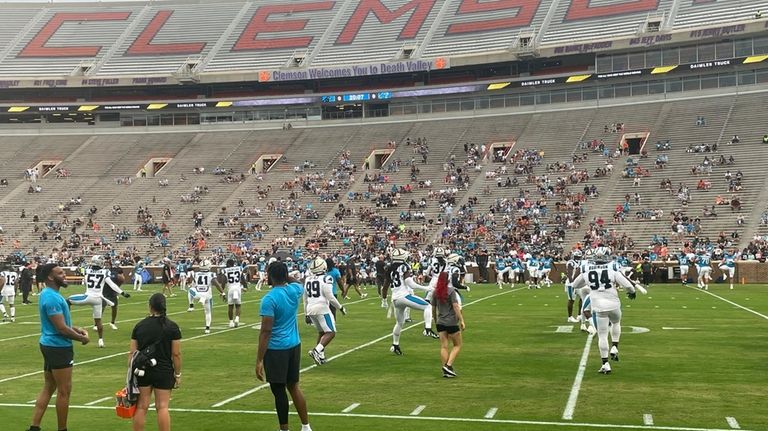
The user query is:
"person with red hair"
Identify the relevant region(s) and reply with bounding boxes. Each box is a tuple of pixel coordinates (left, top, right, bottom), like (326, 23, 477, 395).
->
(431, 271, 465, 378)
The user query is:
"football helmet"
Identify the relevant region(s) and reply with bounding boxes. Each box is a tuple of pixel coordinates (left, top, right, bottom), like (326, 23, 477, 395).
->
(432, 247, 445, 257)
(391, 248, 410, 262)
(91, 255, 105, 268)
(446, 253, 460, 264)
(309, 257, 327, 275)
(199, 260, 212, 271)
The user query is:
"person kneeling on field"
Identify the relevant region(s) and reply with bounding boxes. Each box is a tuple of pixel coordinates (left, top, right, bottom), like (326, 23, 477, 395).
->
(303, 258, 346, 365)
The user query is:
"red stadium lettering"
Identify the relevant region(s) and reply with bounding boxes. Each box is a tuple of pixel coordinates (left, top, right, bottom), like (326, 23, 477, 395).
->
(232, 1, 336, 51)
(19, 12, 131, 57)
(127, 10, 206, 55)
(446, 0, 541, 35)
(565, 0, 660, 21)
(336, 0, 436, 45)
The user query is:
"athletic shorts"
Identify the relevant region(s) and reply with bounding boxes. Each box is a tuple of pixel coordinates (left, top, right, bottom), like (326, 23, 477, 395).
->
(564, 284, 575, 301)
(227, 287, 242, 305)
(68, 294, 104, 319)
(40, 344, 74, 371)
(264, 344, 301, 384)
(436, 324, 460, 334)
(137, 367, 175, 390)
(2, 293, 15, 305)
(308, 313, 336, 333)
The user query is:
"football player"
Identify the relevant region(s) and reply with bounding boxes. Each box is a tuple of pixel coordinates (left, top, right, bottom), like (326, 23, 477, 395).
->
(388, 248, 438, 355)
(188, 260, 223, 334)
(677, 249, 693, 286)
(494, 253, 510, 289)
(572, 250, 645, 374)
(131, 258, 145, 291)
(0, 264, 19, 322)
(68, 255, 130, 347)
(526, 253, 540, 288)
(539, 253, 554, 287)
(304, 258, 346, 365)
(255, 257, 267, 291)
(100, 257, 126, 330)
(564, 250, 582, 324)
(695, 250, 712, 290)
(718, 249, 737, 290)
(221, 259, 247, 327)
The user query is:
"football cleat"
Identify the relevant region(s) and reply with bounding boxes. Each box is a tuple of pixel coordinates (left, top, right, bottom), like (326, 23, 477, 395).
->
(580, 322, 587, 332)
(380, 300, 388, 308)
(599, 362, 612, 374)
(93, 325, 98, 331)
(390, 344, 403, 355)
(204, 327, 210, 334)
(97, 339, 105, 348)
(587, 325, 597, 336)
(228, 321, 235, 328)
(308, 348, 324, 365)
(567, 316, 579, 323)
(361, 293, 368, 298)
(187, 306, 194, 312)
(423, 329, 439, 339)
(109, 323, 118, 330)
(442, 365, 457, 378)
(610, 346, 620, 362)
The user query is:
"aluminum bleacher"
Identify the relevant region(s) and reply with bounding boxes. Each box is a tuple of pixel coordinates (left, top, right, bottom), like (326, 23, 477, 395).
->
(673, 0, 768, 29)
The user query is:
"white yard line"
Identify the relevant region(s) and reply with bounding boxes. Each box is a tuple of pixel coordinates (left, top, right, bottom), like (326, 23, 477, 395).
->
(0, 297, 264, 343)
(341, 403, 360, 413)
(485, 407, 498, 419)
(562, 333, 594, 420)
(410, 405, 426, 416)
(0, 403, 752, 431)
(85, 396, 113, 406)
(687, 288, 768, 321)
(726, 417, 740, 429)
(644, 414, 654, 426)
(212, 289, 521, 408)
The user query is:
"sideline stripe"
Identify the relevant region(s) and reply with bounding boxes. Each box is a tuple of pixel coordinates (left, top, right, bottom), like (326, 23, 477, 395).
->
(410, 405, 426, 416)
(485, 407, 498, 419)
(726, 417, 740, 429)
(0, 403, 751, 431)
(0, 297, 264, 343)
(85, 396, 113, 406)
(644, 414, 654, 426)
(689, 288, 768, 321)
(211, 289, 521, 408)
(562, 333, 594, 420)
(0, 297, 370, 384)
(342, 403, 360, 413)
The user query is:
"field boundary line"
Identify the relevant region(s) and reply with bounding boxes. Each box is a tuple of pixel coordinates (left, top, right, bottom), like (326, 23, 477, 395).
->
(212, 288, 522, 407)
(688, 287, 768, 321)
(0, 297, 372, 384)
(0, 403, 751, 431)
(562, 333, 594, 420)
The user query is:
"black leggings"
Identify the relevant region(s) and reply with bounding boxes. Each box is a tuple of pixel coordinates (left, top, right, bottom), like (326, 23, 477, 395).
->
(270, 383, 289, 425)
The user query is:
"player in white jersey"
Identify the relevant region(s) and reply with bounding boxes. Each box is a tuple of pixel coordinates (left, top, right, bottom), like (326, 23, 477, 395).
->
(443, 254, 470, 306)
(0, 266, 19, 322)
(221, 259, 247, 328)
(564, 251, 582, 324)
(389, 248, 438, 355)
(68, 255, 131, 347)
(188, 260, 223, 334)
(304, 258, 346, 365)
(572, 253, 645, 374)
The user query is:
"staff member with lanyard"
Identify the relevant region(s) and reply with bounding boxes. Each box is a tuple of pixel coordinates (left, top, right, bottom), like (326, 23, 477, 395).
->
(27, 264, 90, 431)
(130, 293, 182, 431)
(256, 261, 313, 431)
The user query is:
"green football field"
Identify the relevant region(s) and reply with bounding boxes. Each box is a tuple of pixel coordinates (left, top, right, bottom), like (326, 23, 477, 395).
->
(1, 282, 766, 431)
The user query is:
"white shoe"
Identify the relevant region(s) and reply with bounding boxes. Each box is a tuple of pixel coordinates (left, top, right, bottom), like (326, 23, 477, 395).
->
(567, 316, 579, 323)
(610, 345, 619, 361)
(599, 362, 612, 374)
(98, 339, 105, 348)
(109, 323, 118, 330)
(187, 306, 194, 312)
(229, 321, 235, 328)
(381, 301, 388, 308)
(93, 325, 98, 331)
(587, 325, 597, 336)
(204, 327, 210, 334)
(580, 323, 587, 332)
(361, 293, 368, 298)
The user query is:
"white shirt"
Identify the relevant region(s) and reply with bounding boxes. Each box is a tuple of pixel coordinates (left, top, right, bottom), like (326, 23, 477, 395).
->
(303, 274, 341, 315)
(1, 270, 18, 295)
(572, 263, 635, 312)
(83, 268, 122, 296)
(192, 271, 216, 294)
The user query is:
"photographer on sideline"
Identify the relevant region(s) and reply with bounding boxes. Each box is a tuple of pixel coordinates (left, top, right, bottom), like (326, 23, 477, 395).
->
(130, 293, 182, 431)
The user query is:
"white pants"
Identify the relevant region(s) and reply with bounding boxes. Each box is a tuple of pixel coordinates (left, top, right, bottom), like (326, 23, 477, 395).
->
(564, 283, 575, 301)
(309, 313, 336, 333)
(392, 294, 432, 344)
(719, 265, 735, 280)
(68, 294, 106, 319)
(595, 308, 622, 359)
(698, 267, 712, 281)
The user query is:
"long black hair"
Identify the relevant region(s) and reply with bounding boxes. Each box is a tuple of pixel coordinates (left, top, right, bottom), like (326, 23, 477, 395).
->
(149, 293, 168, 327)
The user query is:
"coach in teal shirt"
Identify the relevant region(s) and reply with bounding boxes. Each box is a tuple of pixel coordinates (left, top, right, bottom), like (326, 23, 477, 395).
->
(256, 261, 313, 431)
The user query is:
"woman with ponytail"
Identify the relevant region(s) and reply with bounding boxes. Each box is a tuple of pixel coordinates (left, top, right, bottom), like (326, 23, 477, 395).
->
(431, 272, 465, 378)
(130, 293, 182, 431)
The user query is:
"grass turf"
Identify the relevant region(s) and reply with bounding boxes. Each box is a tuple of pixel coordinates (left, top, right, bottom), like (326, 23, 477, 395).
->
(0, 282, 766, 431)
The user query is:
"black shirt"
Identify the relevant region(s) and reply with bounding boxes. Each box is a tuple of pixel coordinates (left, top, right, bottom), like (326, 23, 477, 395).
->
(374, 259, 386, 276)
(131, 316, 182, 372)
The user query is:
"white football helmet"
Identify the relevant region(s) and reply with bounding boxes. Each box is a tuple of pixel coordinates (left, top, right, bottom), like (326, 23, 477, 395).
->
(268, 257, 278, 265)
(91, 255, 105, 268)
(432, 247, 445, 257)
(309, 257, 327, 275)
(391, 248, 410, 262)
(572, 249, 583, 259)
(446, 253, 460, 264)
(593, 246, 612, 262)
(199, 260, 212, 271)
(259, 257, 266, 262)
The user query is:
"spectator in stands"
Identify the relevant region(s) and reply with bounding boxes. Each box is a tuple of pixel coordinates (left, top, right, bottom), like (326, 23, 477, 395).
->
(696, 116, 706, 126)
(762, 134, 768, 144)
(730, 135, 740, 144)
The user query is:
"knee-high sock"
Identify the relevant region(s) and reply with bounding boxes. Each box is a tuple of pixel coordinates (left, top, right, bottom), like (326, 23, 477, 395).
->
(423, 306, 432, 329)
(203, 299, 212, 327)
(392, 307, 405, 345)
(596, 314, 611, 359)
(187, 289, 195, 307)
(610, 321, 621, 344)
(404, 307, 410, 320)
(9, 305, 14, 318)
(0, 304, 6, 315)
